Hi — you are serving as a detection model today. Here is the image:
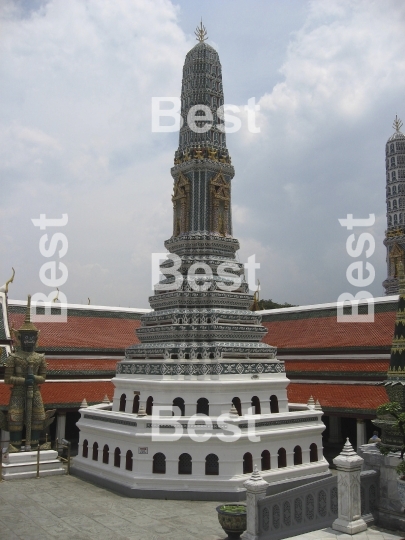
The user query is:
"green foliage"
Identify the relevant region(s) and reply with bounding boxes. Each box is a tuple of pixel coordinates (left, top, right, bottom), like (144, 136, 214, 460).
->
(219, 505, 246, 514)
(377, 443, 392, 456)
(377, 402, 402, 417)
(377, 401, 405, 461)
(397, 459, 405, 479)
(258, 299, 296, 310)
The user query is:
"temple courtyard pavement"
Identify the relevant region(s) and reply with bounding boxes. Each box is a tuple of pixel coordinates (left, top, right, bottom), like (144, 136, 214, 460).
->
(0, 474, 403, 540)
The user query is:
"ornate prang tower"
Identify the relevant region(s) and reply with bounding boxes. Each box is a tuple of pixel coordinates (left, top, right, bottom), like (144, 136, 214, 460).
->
(383, 115, 405, 295)
(75, 25, 328, 500)
(375, 263, 405, 446)
(127, 22, 273, 362)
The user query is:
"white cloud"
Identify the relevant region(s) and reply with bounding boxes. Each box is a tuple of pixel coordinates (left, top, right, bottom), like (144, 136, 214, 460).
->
(228, 0, 405, 304)
(0, 0, 404, 308)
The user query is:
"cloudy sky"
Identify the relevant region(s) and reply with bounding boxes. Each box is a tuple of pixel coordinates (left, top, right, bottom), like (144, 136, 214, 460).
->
(1, 0, 404, 309)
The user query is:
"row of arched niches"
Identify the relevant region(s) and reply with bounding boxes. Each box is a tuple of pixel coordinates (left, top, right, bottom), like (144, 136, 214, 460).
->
(81, 443, 320, 474)
(118, 394, 280, 415)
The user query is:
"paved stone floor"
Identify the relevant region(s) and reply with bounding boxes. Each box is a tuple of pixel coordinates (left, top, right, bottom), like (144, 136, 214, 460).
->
(289, 527, 404, 540)
(0, 474, 404, 540)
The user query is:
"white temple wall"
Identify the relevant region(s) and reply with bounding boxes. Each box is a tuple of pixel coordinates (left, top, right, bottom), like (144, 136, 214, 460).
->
(76, 409, 325, 478)
(112, 376, 289, 417)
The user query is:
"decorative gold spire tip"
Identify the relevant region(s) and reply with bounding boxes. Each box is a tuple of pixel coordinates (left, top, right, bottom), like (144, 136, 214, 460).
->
(393, 114, 403, 133)
(195, 19, 208, 42)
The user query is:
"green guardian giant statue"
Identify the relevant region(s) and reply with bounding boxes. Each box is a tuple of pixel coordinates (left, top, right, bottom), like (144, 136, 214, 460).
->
(1, 295, 54, 452)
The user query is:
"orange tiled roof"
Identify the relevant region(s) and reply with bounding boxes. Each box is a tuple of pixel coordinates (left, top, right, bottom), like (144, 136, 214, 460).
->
(8, 312, 140, 351)
(287, 383, 389, 411)
(285, 360, 389, 373)
(0, 381, 114, 407)
(263, 311, 396, 350)
(46, 359, 119, 372)
(0, 380, 388, 412)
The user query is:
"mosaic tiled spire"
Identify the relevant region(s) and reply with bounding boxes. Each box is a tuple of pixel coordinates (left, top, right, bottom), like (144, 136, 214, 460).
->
(375, 262, 405, 444)
(175, 38, 229, 160)
(384, 262, 405, 404)
(383, 115, 405, 295)
(125, 29, 275, 363)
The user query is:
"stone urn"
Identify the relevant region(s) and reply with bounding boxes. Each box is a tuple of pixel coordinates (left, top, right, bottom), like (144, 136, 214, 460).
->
(216, 504, 246, 539)
(396, 460, 405, 506)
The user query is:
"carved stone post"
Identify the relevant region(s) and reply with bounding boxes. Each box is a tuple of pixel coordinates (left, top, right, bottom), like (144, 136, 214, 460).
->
(332, 438, 367, 534)
(329, 416, 343, 445)
(356, 419, 366, 450)
(241, 465, 269, 540)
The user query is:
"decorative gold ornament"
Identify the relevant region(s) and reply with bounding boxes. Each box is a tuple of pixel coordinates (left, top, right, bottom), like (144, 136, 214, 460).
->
(210, 172, 230, 235)
(389, 243, 405, 278)
(208, 147, 218, 161)
(195, 146, 204, 160)
(250, 281, 260, 312)
(172, 173, 190, 236)
(387, 227, 404, 238)
(393, 114, 403, 133)
(194, 20, 208, 43)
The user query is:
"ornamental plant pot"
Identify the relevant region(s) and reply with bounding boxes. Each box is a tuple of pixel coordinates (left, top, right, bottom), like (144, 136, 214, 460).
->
(216, 504, 247, 539)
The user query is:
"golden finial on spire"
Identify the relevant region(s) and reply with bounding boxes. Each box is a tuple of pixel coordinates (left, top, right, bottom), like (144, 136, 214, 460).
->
(195, 19, 208, 42)
(393, 114, 403, 133)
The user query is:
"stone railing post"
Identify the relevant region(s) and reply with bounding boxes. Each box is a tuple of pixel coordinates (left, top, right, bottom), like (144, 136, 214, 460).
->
(241, 465, 269, 540)
(332, 438, 367, 534)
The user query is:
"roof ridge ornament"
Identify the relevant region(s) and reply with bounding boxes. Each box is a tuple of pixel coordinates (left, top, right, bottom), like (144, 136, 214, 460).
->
(393, 114, 403, 133)
(194, 19, 208, 42)
(0, 267, 15, 295)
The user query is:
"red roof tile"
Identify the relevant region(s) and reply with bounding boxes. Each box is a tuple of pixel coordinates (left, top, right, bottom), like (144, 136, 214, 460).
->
(263, 312, 396, 350)
(287, 383, 389, 411)
(285, 360, 389, 373)
(46, 359, 118, 372)
(8, 313, 140, 351)
(0, 381, 114, 407)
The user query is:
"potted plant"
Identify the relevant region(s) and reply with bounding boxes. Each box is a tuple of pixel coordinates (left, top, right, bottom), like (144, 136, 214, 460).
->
(216, 504, 246, 539)
(376, 401, 405, 505)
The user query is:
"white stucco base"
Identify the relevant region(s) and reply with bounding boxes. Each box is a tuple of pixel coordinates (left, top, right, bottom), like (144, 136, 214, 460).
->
(1, 449, 65, 480)
(74, 367, 329, 499)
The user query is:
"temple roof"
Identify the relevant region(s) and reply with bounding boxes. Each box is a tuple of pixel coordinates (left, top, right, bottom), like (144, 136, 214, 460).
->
(288, 383, 389, 415)
(6, 301, 144, 354)
(0, 380, 114, 409)
(0, 296, 397, 415)
(261, 296, 396, 352)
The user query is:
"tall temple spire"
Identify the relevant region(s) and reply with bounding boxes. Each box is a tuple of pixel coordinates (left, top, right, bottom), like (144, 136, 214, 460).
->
(382, 115, 405, 295)
(125, 31, 275, 363)
(387, 261, 405, 377)
(175, 35, 229, 160)
(75, 28, 329, 501)
(376, 261, 405, 443)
